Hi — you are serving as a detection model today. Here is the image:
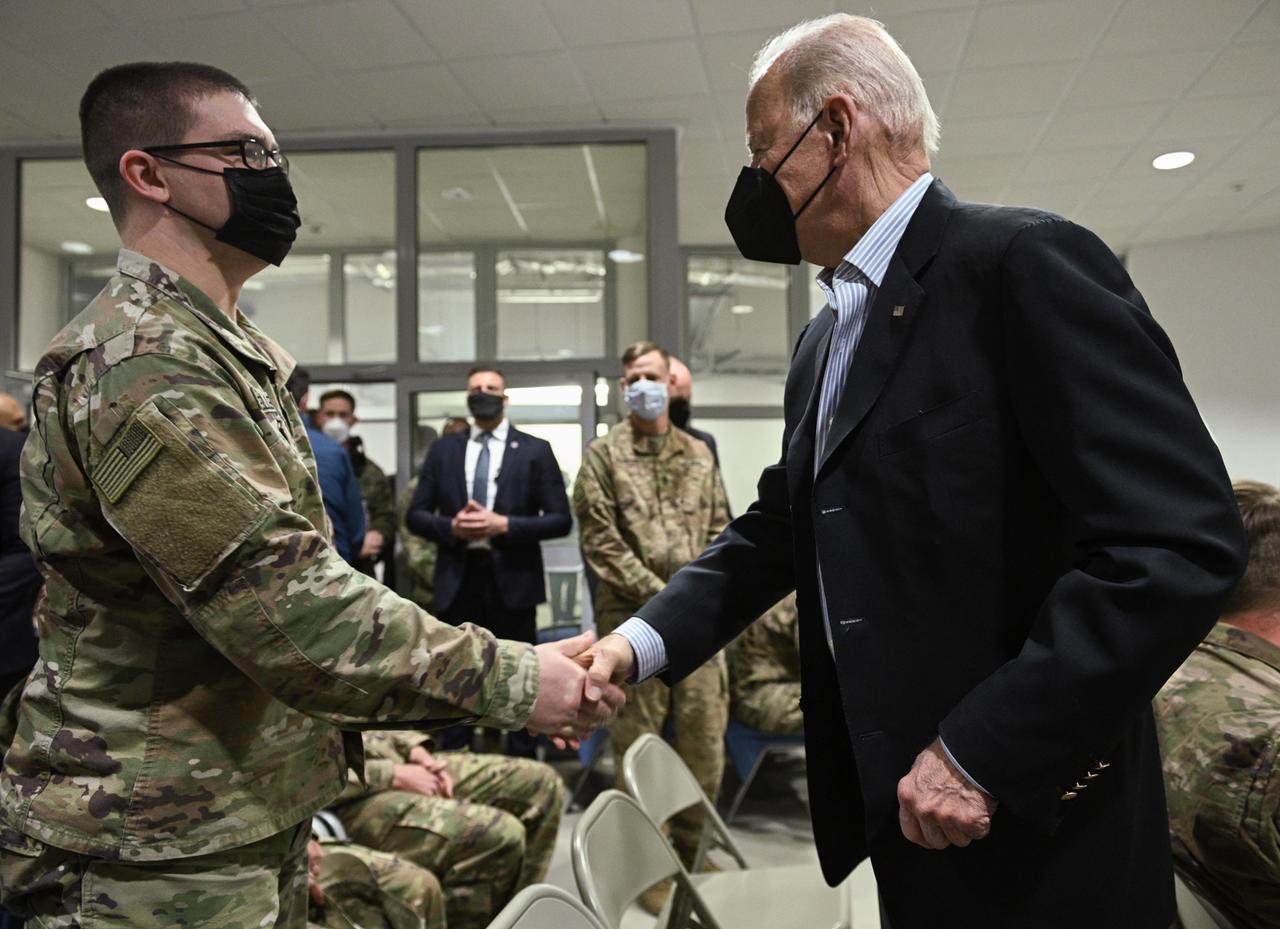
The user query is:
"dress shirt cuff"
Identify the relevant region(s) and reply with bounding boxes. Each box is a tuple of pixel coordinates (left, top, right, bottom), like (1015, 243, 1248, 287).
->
(612, 617, 668, 683)
(939, 736, 993, 798)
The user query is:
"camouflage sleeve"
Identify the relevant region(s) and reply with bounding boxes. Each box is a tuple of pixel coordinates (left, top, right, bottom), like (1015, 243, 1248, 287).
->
(84, 355, 538, 732)
(572, 440, 665, 605)
(360, 460, 397, 540)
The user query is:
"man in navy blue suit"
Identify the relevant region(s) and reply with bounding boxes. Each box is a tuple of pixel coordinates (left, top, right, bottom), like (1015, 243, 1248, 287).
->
(406, 367, 572, 753)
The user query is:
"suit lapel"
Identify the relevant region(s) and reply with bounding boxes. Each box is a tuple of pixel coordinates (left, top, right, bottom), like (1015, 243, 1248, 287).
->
(785, 310, 835, 502)
(492, 428, 522, 512)
(453, 433, 470, 504)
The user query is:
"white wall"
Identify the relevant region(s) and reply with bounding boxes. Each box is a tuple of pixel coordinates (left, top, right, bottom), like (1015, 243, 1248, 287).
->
(1126, 227, 1280, 486)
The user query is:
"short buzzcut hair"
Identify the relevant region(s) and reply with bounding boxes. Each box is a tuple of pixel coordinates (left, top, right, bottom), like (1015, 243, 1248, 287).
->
(749, 14, 940, 156)
(466, 365, 506, 387)
(318, 388, 356, 413)
(79, 62, 256, 224)
(1224, 480, 1280, 616)
(621, 340, 670, 370)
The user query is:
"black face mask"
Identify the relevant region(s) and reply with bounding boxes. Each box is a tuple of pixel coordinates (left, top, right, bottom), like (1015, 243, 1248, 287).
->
(156, 158, 301, 266)
(467, 392, 504, 421)
(724, 111, 837, 265)
(668, 397, 692, 430)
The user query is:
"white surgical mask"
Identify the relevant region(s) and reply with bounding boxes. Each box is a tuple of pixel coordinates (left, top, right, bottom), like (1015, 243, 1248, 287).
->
(321, 418, 351, 443)
(624, 380, 668, 421)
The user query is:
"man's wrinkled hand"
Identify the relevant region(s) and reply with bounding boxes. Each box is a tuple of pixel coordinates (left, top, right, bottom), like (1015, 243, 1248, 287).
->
(579, 633, 637, 702)
(897, 738, 997, 850)
(527, 631, 626, 747)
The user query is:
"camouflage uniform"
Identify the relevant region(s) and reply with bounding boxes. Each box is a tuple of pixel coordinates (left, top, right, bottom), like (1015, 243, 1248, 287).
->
(312, 841, 445, 929)
(1154, 622, 1280, 929)
(0, 250, 538, 927)
(728, 593, 802, 736)
(572, 421, 730, 862)
(353, 452, 396, 578)
(332, 730, 563, 929)
(400, 477, 438, 610)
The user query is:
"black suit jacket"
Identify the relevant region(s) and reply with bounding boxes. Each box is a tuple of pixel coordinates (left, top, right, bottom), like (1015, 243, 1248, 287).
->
(637, 181, 1246, 927)
(406, 426, 571, 612)
(0, 428, 39, 682)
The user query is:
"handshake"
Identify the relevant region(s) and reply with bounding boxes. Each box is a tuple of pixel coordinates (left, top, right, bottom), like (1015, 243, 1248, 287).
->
(524, 631, 638, 744)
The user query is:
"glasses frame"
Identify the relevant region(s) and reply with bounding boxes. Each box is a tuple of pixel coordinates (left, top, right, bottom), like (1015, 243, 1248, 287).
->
(142, 138, 289, 174)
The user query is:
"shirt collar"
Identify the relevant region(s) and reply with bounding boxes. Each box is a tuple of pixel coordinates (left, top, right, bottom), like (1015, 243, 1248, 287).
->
(471, 418, 510, 443)
(816, 171, 934, 292)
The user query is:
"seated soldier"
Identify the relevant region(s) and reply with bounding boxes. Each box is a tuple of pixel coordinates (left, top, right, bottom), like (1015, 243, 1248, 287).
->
(729, 593, 802, 735)
(308, 839, 444, 929)
(330, 731, 563, 929)
(1154, 479, 1280, 929)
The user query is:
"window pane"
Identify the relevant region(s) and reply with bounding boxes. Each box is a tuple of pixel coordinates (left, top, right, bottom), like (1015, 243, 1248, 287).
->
(243, 256, 331, 364)
(344, 252, 397, 364)
(497, 249, 605, 360)
(418, 252, 476, 361)
(686, 255, 790, 405)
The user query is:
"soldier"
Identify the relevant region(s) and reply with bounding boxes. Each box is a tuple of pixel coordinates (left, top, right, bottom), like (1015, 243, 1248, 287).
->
(309, 839, 445, 929)
(728, 593, 802, 735)
(331, 731, 563, 929)
(315, 389, 396, 579)
(1154, 479, 1280, 929)
(0, 62, 618, 928)
(572, 340, 731, 886)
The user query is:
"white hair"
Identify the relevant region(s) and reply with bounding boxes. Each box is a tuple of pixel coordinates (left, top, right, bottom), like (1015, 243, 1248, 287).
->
(749, 14, 940, 156)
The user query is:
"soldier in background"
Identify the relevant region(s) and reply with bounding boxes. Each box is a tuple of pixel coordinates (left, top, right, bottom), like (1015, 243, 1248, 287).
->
(0, 62, 616, 928)
(667, 356, 719, 467)
(400, 418, 470, 611)
(315, 389, 396, 580)
(1154, 479, 1280, 929)
(330, 730, 563, 929)
(573, 340, 730, 902)
(728, 593, 802, 735)
(309, 839, 444, 929)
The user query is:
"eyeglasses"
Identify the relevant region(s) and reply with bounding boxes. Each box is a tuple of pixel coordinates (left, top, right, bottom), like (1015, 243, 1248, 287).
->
(143, 138, 289, 174)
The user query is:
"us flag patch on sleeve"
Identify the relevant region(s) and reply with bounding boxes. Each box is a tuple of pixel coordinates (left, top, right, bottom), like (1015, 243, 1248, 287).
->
(94, 418, 162, 503)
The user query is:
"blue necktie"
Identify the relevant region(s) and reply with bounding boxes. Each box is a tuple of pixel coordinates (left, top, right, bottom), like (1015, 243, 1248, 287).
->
(472, 433, 491, 506)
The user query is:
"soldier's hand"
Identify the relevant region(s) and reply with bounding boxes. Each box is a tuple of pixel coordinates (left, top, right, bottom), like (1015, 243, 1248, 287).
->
(359, 529, 385, 558)
(392, 763, 447, 797)
(528, 631, 626, 745)
(582, 633, 637, 702)
(307, 840, 327, 906)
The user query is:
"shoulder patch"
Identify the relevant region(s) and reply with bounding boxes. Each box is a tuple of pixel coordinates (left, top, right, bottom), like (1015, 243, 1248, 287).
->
(94, 419, 162, 504)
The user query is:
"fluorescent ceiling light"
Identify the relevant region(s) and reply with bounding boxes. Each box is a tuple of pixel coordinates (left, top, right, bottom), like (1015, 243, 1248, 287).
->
(85, 197, 109, 212)
(608, 248, 645, 264)
(500, 290, 601, 304)
(731, 304, 754, 315)
(1152, 151, 1195, 171)
(60, 241, 93, 255)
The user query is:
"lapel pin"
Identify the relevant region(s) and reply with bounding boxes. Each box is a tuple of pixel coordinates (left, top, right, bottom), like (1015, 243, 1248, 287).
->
(510, 441, 519, 448)
(892, 305, 906, 317)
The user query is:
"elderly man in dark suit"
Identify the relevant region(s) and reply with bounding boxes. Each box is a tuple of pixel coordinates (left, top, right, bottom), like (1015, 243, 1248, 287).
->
(582, 14, 1246, 929)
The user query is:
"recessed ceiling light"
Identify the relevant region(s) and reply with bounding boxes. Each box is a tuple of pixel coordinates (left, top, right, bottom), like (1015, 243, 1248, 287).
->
(608, 248, 645, 264)
(1152, 151, 1195, 171)
(731, 304, 754, 315)
(60, 241, 93, 255)
(85, 196, 109, 212)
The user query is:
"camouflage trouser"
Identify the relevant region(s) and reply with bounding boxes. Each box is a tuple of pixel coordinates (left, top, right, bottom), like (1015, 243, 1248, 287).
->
(334, 752, 563, 929)
(311, 841, 444, 929)
(603, 613, 729, 865)
(0, 820, 309, 928)
(734, 681, 803, 736)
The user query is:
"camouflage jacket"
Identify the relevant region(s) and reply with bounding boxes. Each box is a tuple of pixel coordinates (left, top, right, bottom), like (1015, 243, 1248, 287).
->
(355, 453, 396, 542)
(729, 593, 801, 704)
(1154, 622, 1280, 929)
(2, 250, 537, 861)
(398, 476, 437, 609)
(573, 421, 729, 619)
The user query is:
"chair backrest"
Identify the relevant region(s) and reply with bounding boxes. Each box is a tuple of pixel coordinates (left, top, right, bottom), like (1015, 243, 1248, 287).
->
(484, 883, 607, 929)
(621, 733, 748, 869)
(1173, 874, 1240, 929)
(572, 789, 721, 929)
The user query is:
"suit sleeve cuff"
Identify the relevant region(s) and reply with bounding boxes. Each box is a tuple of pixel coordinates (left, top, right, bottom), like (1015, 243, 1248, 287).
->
(613, 617, 668, 683)
(939, 736, 993, 798)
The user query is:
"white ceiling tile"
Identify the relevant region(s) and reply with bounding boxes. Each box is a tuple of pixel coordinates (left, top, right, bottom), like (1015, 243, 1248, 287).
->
(598, 95, 722, 138)
(997, 180, 1095, 217)
(1064, 50, 1216, 110)
(1138, 194, 1250, 240)
(575, 40, 709, 103)
(101, 0, 248, 19)
(1090, 224, 1142, 252)
(946, 63, 1077, 119)
(263, 0, 436, 70)
(939, 112, 1050, 157)
(381, 112, 495, 130)
(691, 0, 835, 36)
(882, 8, 975, 75)
(961, 1, 1109, 69)
(1085, 172, 1199, 209)
(394, 0, 563, 59)
(1218, 184, 1280, 233)
(1238, 0, 1280, 42)
(451, 53, 592, 112)
(1147, 95, 1278, 143)
(931, 152, 1027, 191)
(1096, 0, 1261, 57)
(484, 104, 603, 127)
(0, 108, 52, 143)
(1037, 103, 1165, 150)
(1117, 134, 1248, 178)
(1188, 42, 1280, 98)
(0, 1, 119, 39)
(252, 76, 382, 132)
(541, 0, 696, 46)
(131, 13, 318, 84)
(1015, 144, 1130, 185)
(340, 65, 480, 123)
(699, 31, 773, 94)
(1073, 198, 1164, 231)
(874, 0, 981, 11)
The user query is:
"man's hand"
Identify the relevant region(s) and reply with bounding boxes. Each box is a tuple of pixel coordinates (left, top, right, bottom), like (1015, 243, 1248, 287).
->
(307, 839, 327, 906)
(897, 738, 997, 850)
(451, 500, 509, 540)
(392, 762, 447, 798)
(580, 633, 637, 702)
(527, 631, 626, 744)
(359, 529, 385, 559)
